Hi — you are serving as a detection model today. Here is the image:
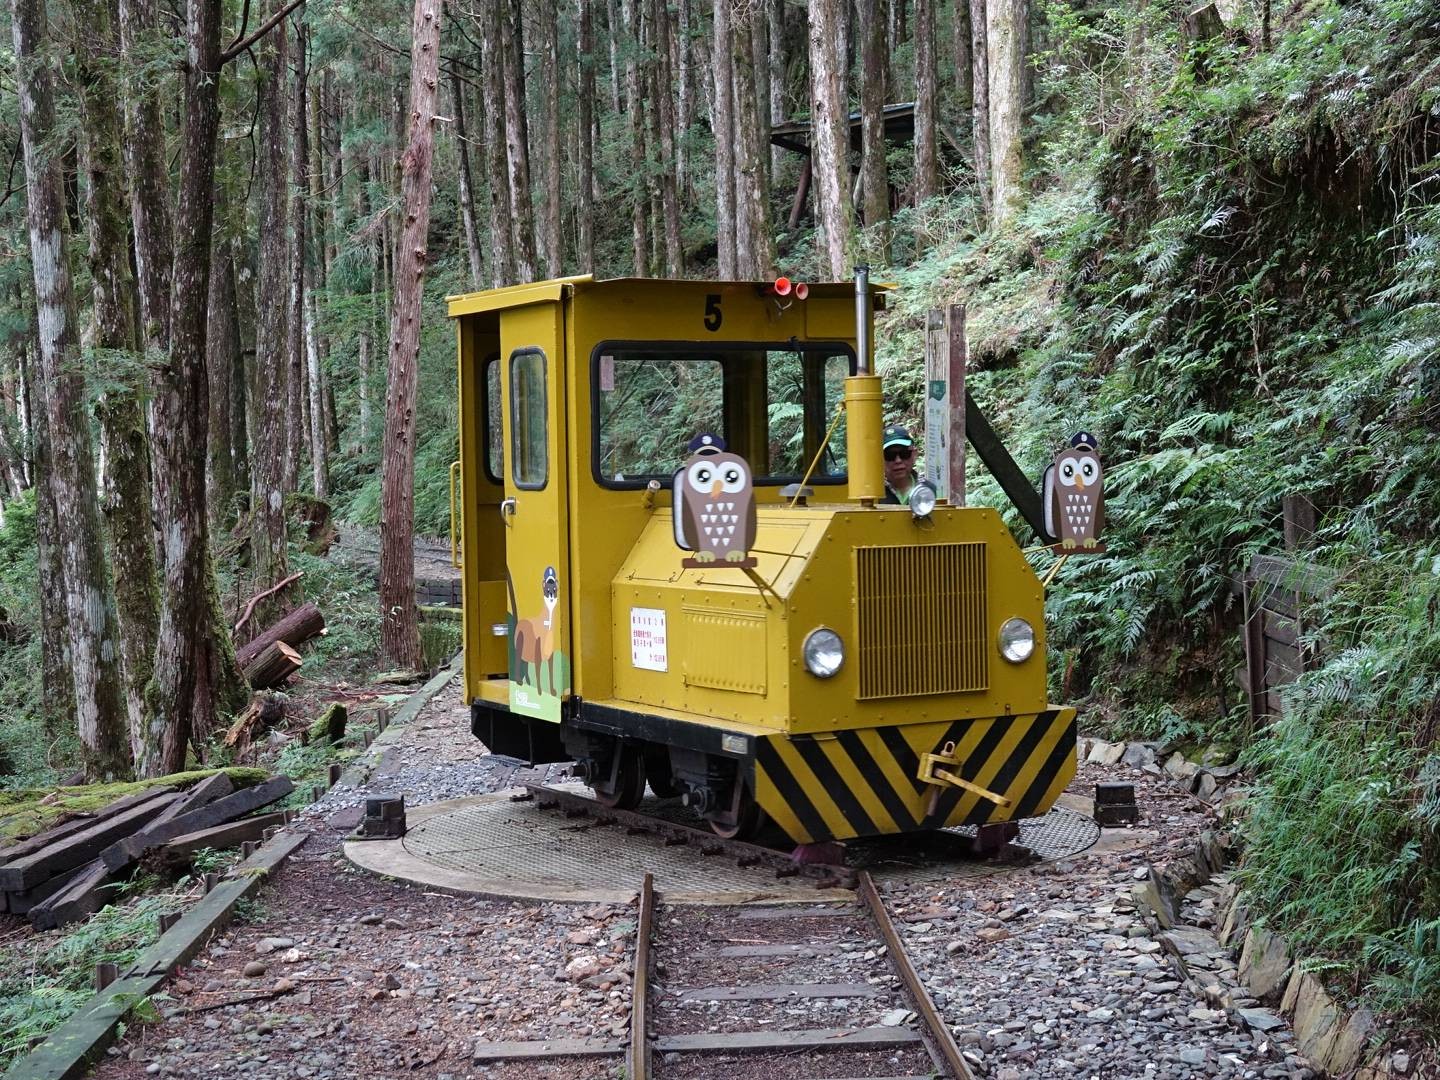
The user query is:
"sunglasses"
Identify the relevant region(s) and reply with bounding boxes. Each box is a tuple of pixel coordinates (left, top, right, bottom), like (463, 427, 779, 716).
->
(884, 446, 912, 462)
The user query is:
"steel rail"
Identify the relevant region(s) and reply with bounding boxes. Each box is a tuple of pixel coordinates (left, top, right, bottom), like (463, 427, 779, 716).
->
(629, 872, 655, 1080)
(518, 784, 856, 888)
(857, 870, 976, 1080)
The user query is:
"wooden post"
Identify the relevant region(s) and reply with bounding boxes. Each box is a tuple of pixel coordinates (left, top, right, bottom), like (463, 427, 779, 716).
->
(94, 962, 119, 991)
(948, 305, 967, 504)
(787, 154, 813, 231)
(1282, 494, 1315, 549)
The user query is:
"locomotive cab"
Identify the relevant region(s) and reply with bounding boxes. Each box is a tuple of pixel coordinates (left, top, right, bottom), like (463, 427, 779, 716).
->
(449, 275, 1077, 843)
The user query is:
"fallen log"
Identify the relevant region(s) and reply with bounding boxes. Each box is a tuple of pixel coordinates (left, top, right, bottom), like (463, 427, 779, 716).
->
(244, 641, 302, 690)
(0, 786, 181, 868)
(232, 571, 303, 637)
(99, 776, 295, 872)
(223, 693, 286, 749)
(307, 702, 347, 745)
(0, 793, 180, 892)
(235, 602, 325, 669)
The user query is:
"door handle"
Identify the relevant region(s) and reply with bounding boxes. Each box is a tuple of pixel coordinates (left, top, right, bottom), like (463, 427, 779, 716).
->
(499, 497, 517, 525)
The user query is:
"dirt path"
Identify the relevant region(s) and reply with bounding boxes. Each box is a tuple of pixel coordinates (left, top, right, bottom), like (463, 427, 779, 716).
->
(87, 688, 1318, 1080)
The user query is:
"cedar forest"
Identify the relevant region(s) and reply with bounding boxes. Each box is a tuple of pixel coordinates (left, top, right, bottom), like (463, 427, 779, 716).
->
(0, 0, 1437, 1040)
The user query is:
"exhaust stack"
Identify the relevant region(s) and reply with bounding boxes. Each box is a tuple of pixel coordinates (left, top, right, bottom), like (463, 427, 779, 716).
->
(845, 265, 883, 504)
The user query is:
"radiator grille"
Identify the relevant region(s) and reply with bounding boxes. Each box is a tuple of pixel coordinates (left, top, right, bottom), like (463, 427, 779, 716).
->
(855, 543, 988, 699)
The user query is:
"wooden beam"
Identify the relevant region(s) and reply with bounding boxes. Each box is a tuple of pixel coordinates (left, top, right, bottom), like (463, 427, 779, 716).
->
(162, 811, 290, 861)
(0, 793, 179, 892)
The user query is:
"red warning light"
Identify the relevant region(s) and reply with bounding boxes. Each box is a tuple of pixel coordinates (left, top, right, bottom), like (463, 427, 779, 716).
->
(773, 276, 792, 296)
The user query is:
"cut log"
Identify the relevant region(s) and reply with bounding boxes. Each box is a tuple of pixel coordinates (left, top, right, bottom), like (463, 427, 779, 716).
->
(29, 859, 113, 930)
(244, 641, 302, 689)
(0, 793, 180, 892)
(235, 602, 325, 668)
(0, 786, 177, 867)
(99, 776, 295, 872)
(3, 859, 94, 915)
(160, 811, 290, 862)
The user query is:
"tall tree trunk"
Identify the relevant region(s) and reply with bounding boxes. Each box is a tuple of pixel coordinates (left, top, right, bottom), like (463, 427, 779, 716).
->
(953, 0, 973, 106)
(502, 0, 539, 281)
(76, 0, 161, 752)
(145, 0, 234, 775)
(969, 0, 992, 216)
(605, 0, 625, 113)
(481, 0, 517, 287)
(12, 0, 131, 779)
(677, 0, 693, 192)
(857, 0, 889, 249)
(536, 0, 563, 277)
(732, 5, 775, 278)
(207, 240, 240, 527)
(451, 69, 485, 288)
(650, 0, 684, 274)
(576, 0, 596, 273)
(986, 0, 1025, 223)
(21, 313, 73, 737)
(252, 6, 292, 625)
(119, 0, 174, 351)
(286, 19, 309, 492)
(305, 271, 328, 498)
(380, 0, 442, 669)
(622, 0, 650, 275)
(767, 0, 786, 176)
(808, 0, 854, 280)
(357, 328, 373, 446)
(230, 236, 252, 494)
(914, 0, 939, 208)
(712, 0, 736, 277)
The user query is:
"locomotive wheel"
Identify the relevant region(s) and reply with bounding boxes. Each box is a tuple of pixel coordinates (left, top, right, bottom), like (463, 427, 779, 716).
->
(706, 790, 766, 840)
(593, 747, 646, 810)
(643, 747, 684, 799)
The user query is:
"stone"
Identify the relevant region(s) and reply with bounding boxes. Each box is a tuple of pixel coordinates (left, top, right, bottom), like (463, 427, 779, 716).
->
(1161, 927, 1222, 956)
(565, 955, 601, 982)
(1238, 926, 1291, 1000)
(359, 914, 382, 925)
(255, 937, 295, 955)
(1322, 1006, 1375, 1074)
(1290, 971, 1341, 1065)
(1238, 1008, 1285, 1033)
(1392, 1051, 1410, 1074)
(1193, 771, 1219, 800)
(1164, 752, 1198, 781)
(1121, 743, 1156, 769)
(1178, 1047, 1207, 1066)
(243, 962, 267, 979)
(378, 972, 401, 990)
(1088, 741, 1126, 766)
(879, 1008, 914, 1027)
(976, 927, 1010, 944)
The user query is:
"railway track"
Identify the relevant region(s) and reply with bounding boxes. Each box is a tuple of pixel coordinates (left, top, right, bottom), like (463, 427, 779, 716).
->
(470, 848, 973, 1078)
(628, 871, 974, 1080)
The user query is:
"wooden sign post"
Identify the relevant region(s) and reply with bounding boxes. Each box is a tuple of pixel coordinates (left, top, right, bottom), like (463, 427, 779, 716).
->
(923, 305, 967, 503)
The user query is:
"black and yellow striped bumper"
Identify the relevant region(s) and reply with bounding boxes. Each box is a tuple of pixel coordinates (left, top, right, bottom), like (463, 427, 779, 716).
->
(754, 707, 1078, 844)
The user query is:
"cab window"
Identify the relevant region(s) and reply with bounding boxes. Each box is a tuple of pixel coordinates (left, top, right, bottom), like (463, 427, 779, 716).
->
(510, 349, 547, 489)
(593, 342, 853, 487)
(483, 354, 502, 483)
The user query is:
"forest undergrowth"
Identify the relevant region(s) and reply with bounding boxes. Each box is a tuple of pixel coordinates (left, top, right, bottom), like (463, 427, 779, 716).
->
(867, 0, 1440, 1026)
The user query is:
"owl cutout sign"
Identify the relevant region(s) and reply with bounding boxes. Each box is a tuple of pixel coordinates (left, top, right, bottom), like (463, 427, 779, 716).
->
(673, 433, 757, 568)
(1042, 432, 1106, 552)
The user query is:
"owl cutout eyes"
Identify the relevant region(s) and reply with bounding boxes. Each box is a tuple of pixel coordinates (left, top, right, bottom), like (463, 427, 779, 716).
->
(688, 460, 748, 495)
(1057, 457, 1099, 488)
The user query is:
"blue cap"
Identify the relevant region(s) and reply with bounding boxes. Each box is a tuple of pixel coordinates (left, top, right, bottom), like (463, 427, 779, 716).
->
(882, 425, 914, 449)
(688, 433, 726, 454)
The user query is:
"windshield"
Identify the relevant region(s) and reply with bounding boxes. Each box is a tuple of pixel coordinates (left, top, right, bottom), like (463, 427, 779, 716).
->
(593, 342, 852, 488)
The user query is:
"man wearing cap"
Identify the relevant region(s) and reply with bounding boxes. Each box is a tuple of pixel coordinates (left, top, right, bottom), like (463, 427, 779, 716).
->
(882, 425, 919, 505)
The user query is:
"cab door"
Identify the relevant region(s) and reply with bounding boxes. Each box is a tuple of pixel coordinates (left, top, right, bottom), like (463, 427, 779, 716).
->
(499, 299, 571, 723)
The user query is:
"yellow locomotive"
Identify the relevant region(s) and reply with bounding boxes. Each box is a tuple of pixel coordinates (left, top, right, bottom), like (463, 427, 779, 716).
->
(448, 272, 1077, 843)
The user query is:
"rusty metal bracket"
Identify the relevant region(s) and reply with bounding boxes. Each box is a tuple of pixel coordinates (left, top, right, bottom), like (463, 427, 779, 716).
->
(918, 741, 1012, 810)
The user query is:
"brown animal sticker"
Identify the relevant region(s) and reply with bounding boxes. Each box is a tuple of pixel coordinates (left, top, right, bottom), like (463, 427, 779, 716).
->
(1043, 431, 1106, 552)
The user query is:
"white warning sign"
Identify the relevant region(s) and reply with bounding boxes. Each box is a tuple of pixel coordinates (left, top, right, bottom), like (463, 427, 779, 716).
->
(630, 607, 668, 672)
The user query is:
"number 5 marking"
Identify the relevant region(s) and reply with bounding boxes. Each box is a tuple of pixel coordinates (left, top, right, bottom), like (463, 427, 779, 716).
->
(703, 293, 722, 332)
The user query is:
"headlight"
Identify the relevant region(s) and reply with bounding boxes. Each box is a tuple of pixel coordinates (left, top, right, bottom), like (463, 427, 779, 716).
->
(998, 618, 1035, 663)
(803, 628, 845, 678)
(909, 481, 938, 520)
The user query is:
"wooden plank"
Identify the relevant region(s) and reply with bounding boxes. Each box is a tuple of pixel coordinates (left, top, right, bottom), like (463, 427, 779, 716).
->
(29, 861, 112, 931)
(652, 1027, 923, 1054)
(172, 772, 235, 814)
(710, 943, 846, 958)
(0, 788, 176, 867)
(1264, 639, 1302, 682)
(678, 982, 880, 1001)
(161, 811, 289, 861)
(5, 830, 307, 1080)
(1262, 609, 1299, 647)
(471, 1038, 624, 1062)
(100, 776, 294, 871)
(0, 794, 180, 892)
(732, 905, 858, 921)
(3, 860, 93, 916)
